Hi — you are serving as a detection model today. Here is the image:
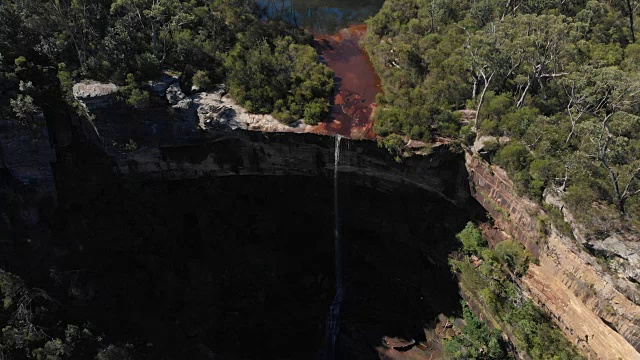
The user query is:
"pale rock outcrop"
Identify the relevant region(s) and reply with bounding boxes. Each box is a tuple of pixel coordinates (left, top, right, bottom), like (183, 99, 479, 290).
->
(471, 135, 498, 154)
(193, 92, 310, 134)
(472, 135, 511, 154)
(545, 190, 640, 297)
(166, 83, 186, 105)
(173, 98, 193, 111)
(592, 236, 640, 284)
(73, 81, 118, 111)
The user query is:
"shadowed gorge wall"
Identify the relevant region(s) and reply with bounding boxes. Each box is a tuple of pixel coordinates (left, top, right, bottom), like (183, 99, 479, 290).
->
(40, 133, 485, 359)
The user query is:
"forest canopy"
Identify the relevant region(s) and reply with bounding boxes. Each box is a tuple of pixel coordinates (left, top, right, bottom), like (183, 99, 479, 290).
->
(363, 0, 640, 232)
(0, 0, 333, 124)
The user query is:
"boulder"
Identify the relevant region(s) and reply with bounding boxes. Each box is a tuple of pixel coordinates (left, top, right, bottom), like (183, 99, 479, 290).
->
(73, 81, 118, 111)
(212, 84, 227, 99)
(472, 135, 498, 154)
(200, 104, 237, 129)
(166, 83, 186, 105)
(173, 98, 193, 111)
(147, 73, 179, 97)
(591, 235, 640, 284)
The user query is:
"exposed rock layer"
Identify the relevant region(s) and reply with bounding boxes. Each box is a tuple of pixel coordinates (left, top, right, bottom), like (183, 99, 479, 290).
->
(8, 87, 640, 359)
(466, 152, 640, 359)
(48, 107, 486, 359)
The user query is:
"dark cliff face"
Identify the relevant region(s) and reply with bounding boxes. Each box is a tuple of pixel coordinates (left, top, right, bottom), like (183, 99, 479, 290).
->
(50, 172, 482, 359)
(5, 111, 485, 359)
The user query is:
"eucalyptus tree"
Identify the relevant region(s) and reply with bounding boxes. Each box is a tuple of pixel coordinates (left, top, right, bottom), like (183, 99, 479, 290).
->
(568, 67, 640, 215)
(110, 0, 194, 67)
(617, 0, 640, 42)
(44, 0, 107, 73)
(505, 14, 575, 108)
(464, 22, 500, 128)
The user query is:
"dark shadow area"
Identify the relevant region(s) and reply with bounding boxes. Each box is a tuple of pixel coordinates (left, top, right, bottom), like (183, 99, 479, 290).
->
(337, 173, 479, 359)
(43, 168, 482, 359)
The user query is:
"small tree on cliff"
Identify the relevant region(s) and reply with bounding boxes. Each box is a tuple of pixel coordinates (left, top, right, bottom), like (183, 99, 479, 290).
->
(456, 222, 486, 255)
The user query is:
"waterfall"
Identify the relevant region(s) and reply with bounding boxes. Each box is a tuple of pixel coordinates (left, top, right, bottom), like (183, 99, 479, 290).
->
(326, 135, 344, 360)
(334, 134, 343, 293)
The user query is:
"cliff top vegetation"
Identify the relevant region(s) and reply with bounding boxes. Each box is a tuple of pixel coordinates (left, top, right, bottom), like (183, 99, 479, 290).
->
(0, 0, 333, 125)
(363, 0, 640, 236)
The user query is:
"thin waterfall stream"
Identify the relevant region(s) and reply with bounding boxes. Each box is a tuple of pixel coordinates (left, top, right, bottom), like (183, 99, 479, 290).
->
(334, 134, 344, 294)
(326, 134, 344, 359)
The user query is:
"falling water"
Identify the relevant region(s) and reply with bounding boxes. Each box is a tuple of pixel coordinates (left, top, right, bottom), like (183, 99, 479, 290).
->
(334, 135, 343, 293)
(326, 134, 344, 360)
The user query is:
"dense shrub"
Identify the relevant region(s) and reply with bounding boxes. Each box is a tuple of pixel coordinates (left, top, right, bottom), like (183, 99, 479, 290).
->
(443, 303, 511, 359)
(225, 36, 333, 124)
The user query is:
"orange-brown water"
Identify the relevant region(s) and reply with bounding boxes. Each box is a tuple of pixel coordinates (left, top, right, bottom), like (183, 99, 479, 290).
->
(309, 25, 381, 139)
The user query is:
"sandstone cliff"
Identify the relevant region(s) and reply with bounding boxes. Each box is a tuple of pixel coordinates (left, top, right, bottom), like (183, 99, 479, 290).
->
(60, 83, 640, 359)
(467, 153, 640, 359)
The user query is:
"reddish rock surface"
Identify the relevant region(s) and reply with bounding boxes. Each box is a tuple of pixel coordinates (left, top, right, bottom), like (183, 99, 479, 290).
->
(310, 25, 380, 139)
(466, 152, 640, 359)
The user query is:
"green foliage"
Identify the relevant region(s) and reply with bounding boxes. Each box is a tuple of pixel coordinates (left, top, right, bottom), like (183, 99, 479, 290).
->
(459, 125, 475, 145)
(456, 222, 487, 255)
(10, 94, 38, 122)
(622, 43, 640, 71)
(96, 345, 133, 360)
(480, 93, 513, 135)
(443, 302, 512, 359)
(494, 142, 531, 173)
(31, 339, 68, 360)
(540, 203, 575, 239)
(494, 240, 533, 276)
(119, 74, 151, 109)
(449, 224, 583, 360)
(191, 70, 213, 91)
(225, 36, 333, 124)
(1, 0, 335, 128)
(0, 270, 134, 360)
(378, 133, 406, 160)
(135, 53, 161, 80)
(364, 0, 640, 228)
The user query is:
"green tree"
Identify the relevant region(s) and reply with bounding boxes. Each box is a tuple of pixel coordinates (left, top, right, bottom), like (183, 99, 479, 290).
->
(495, 141, 532, 173)
(443, 302, 511, 359)
(119, 73, 151, 109)
(225, 35, 332, 123)
(566, 67, 640, 214)
(457, 222, 487, 255)
(378, 133, 406, 160)
(44, 0, 106, 73)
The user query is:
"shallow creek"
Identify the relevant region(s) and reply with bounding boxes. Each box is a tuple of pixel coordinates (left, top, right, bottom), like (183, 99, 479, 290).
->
(257, 0, 383, 139)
